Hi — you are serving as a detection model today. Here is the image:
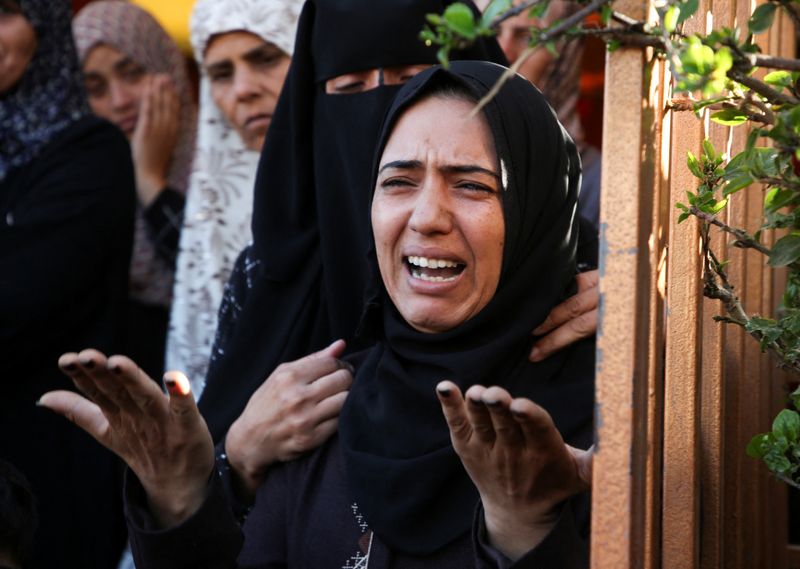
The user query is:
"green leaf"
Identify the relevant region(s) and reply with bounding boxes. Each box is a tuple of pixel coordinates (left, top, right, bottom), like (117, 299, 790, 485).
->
(747, 433, 771, 458)
(443, 3, 477, 39)
(748, 2, 777, 34)
(677, 0, 699, 23)
(764, 70, 793, 88)
(544, 41, 558, 56)
(709, 198, 728, 213)
(436, 46, 450, 67)
(702, 138, 716, 160)
(687, 151, 703, 177)
(426, 13, 443, 25)
(678, 211, 691, 223)
(480, 0, 512, 28)
(764, 187, 795, 212)
(773, 409, 800, 442)
(600, 4, 613, 25)
(529, 2, 549, 19)
(710, 108, 748, 126)
(663, 5, 680, 33)
(723, 174, 753, 195)
(791, 385, 800, 411)
(769, 233, 800, 267)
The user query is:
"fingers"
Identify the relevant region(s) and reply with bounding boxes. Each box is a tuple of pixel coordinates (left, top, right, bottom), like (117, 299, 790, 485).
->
(275, 340, 350, 387)
(529, 309, 597, 362)
(38, 390, 110, 444)
(311, 390, 349, 424)
(508, 398, 564, 452)
(436, 381, 472, 443)
(482, 386, 522, 446)
(308, 365, 352, 400)
(58, 352, 118, 413)
(464, 385, 496, 444)
(163, 371, 202, 426)
(310, 339, 347, 361)
(568, 444, 594, 489)
(532, 277, 599, 337)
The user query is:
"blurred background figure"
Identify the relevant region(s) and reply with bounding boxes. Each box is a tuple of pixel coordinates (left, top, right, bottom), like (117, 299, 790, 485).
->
(73, 0, 197, 380)
(489, 0, 602, 230)
(0, 0, 136, 566)
(0, 460, 37, 569)
(166, 0, 303, 396)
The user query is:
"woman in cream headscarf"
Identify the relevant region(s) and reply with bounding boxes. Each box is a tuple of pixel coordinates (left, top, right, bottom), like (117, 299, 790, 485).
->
(166, 0, 303, 396)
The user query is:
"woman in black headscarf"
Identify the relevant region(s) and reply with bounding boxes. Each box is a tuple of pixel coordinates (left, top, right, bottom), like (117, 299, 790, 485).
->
(0, 0, 135, 567)
(43, 61, 593, 568)
(198, 0, 509, 438)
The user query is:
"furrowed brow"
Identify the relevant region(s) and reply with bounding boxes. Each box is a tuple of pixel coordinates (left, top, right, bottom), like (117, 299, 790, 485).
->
(378, 160, 423, 175)
(441, 164, 501, 181)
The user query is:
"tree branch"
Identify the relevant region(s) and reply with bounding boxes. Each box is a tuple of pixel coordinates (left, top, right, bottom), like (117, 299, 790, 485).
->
(690, 206, 772, 255)
(538, 0, 611, 43)
(753, 54, 800, 72)
(488, 0, 547, 29)
(729, 70, 800, 106)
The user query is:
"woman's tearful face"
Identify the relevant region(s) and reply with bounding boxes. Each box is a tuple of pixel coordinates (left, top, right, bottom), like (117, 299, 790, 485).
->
(372, 95, 505, 334)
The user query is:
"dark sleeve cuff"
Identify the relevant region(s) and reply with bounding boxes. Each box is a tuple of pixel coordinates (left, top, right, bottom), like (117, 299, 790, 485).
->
(125, 468, 243, 569)
(143, 187, 185, 267)
(474, 503, 588, 569)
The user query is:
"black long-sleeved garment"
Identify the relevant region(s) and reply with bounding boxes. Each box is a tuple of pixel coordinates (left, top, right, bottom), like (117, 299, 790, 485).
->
(126, 437, 588, 569)
(0, 116, 136, 569)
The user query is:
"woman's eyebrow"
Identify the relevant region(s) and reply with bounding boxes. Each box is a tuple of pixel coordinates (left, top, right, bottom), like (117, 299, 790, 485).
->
(378, 159, 422, 174)
(440, 164, 500, 181)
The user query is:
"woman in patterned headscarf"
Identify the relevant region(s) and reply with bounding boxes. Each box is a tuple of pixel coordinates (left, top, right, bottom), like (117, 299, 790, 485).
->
(73, 1, 197, 380)
(166, 0, 303, 396)
(0, 0, 135, 567)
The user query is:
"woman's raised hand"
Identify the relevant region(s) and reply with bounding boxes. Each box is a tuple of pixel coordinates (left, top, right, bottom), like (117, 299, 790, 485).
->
(131, 73, 181, 207)
(436, 381, 592, 561)
(38, 350, 214, 529)
(529, 269, 599, 362)
(225, 340, 353, 500)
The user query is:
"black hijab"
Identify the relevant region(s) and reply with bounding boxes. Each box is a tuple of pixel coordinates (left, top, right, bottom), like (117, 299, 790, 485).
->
(338, 62, 595, 555)
(200, 0, 507, 441)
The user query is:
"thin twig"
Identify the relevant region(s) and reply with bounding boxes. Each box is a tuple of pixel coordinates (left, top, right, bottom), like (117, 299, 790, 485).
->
(488, 0, 547, 29)
(610, 10, 642, 28)
(538, 0, 610, 42)
(690, 206, 771, 255)
(778, 0, 800, 32)
(753, 54, 800, 72)
(776, 473, 800, 490)
(729, 70, 800, 106)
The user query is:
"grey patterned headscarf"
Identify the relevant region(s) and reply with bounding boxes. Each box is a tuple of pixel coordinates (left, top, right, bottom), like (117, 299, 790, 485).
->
(0, 0, 90, 181)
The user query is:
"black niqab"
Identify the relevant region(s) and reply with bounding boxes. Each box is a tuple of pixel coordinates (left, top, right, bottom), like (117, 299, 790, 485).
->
(200, 0, 507, 441)
(338, 62, 595, 555)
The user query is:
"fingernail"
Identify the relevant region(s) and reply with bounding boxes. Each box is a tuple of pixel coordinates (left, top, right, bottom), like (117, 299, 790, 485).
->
(468, 396, 483, 407)
(109, 364, 122, 375)
(164, 371, 190, 396)
(62, 362, 76, 372)
(80, 358, 95, 369)
(436, 385, 452, 397)
(485, 399, 502, 407)
(529, 348, 541, 361)
(511, 408, 525, 418)
(35, 398, 42, 407)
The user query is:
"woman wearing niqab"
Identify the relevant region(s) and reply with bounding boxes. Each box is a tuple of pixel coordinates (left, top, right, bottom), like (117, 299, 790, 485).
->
(0, 0, 135, 567)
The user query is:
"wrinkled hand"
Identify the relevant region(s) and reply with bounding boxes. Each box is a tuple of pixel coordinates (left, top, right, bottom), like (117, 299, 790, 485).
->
(131, 74, 181, 207)
(225, 340, 353, 500)
(38, 349, 214, 529)
(436, 381, 592, 561)
(530, 269, 598, 362)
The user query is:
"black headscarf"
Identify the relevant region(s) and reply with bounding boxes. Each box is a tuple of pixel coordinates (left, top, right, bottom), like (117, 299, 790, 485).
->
(338, 61, 595, 555)
(0, 0, 90, 181)
(200, 0, 507, 441)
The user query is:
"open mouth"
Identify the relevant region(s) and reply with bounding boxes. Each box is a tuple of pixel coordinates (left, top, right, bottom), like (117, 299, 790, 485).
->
(405, 255, 466, 283)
